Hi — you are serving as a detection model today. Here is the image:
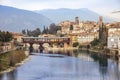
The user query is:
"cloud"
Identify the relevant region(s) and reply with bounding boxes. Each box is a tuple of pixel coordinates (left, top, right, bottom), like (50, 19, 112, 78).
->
(111, 11, 120, 13)
(0, 0, 7, 4)
(0, 0, 12, 5)
(0, 0, 120, 14)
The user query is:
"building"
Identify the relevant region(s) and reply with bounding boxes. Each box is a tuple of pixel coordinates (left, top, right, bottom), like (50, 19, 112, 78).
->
(0, 42, 12, 52)
(12, 33, 23, 43)
(75, 16, 79, 25)
(108, 36, 119, 49)
(58, 20, 72, 34)
(99, 16, 103, 27)
(78, 32, 99, 45)
(107, 22, 120, 49)
(58, 16, 102, 45)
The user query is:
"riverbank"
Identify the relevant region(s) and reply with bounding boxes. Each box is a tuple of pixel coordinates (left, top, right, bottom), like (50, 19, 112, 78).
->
(88, 48, 120, 58)
(0, 49, 29, 74)
(0, 56, 29, 74)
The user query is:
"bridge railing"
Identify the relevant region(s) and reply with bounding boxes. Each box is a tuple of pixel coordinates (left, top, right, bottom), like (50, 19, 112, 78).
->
(22, 37, 70, 43)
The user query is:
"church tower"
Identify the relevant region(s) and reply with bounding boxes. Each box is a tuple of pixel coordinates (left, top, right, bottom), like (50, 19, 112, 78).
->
(99, 16, 103, 28)
(98, 16, 107, 44)
(75, 17, 79, 25)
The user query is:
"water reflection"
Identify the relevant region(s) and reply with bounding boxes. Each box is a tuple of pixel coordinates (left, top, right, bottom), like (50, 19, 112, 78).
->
(0, 50, 120, 80)
(0, 70, 17, 80)
(0, 74, 4, 80)
(6, 70, 17, 80)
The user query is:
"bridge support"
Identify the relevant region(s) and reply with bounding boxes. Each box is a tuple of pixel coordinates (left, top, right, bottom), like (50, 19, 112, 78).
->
(29, 43, 33, 52)
(59, 43, 64, 47)
(118, 50, 120, 57)
(49, 43, 53, 47)
(64, 42, 70, 48)
(39, 43, 44, 52)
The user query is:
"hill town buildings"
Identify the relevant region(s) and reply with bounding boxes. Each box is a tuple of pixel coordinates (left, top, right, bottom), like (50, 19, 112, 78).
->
(58, 16, 102, 45)
(58, 16, 120, 49)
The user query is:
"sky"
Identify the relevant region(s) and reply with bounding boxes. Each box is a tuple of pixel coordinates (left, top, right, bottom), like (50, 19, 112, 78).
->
(0, 0, 120, 20)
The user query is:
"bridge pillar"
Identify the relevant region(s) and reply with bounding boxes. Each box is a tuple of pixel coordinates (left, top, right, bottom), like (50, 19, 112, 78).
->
(64, 42, 70, 48)
(58, 43, 64, 47)
(39, 43, 44, 52)
(29, 43, 33, 52)
(118, 50, 120, 57)
(69, 34, 73, 47)
(49, 43, 53, 48)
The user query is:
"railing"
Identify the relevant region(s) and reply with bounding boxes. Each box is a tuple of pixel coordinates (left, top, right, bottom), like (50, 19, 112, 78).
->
(22, 37, 70, 43)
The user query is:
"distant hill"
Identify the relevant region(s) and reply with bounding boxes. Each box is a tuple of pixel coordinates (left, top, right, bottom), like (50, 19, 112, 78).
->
(0, 5, 52, 32)
(35, 8, 117, 23)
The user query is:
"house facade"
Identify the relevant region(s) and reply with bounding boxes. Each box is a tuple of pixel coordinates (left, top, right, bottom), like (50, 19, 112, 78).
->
(107, 22, 120, 49)
(58, 16, 103, 45)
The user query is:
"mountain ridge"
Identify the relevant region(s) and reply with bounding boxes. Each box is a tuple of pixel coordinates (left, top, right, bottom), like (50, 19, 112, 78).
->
(35, 8, 118, 24)
(0, 5, 52, 32)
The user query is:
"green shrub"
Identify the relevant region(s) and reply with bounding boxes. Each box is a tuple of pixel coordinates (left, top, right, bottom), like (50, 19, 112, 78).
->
(90, 38, 100, 46)
(79, 45, 83, 48)
(73, 42, 79, 47)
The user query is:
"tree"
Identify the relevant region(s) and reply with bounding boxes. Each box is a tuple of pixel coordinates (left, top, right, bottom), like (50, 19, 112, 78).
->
(90, 38, 100, 46)
(26, 28, 42, 37)
(70, 25, 73, 31)
(0, 31, 13, 42)
(32, 28, 41, 37)
(42, 26, 47, 34)
(73, 42, 79, 47)
(49, 23, 57, 34)
(46, 27, 49, 34)
(22, 29, 26, 35)
(5, 31, 13, 42)
(36, 28, 41, 34)
(27, 29, 31, 36)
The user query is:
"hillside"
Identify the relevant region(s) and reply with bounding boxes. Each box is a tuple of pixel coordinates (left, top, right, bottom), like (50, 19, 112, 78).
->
(0, 5, 52, 32)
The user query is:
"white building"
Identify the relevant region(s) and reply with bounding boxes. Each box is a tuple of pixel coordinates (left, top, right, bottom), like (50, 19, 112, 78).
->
(77, 32, 98, 44)
(107, 36, 120, 49)
(107, 22, 120, 49)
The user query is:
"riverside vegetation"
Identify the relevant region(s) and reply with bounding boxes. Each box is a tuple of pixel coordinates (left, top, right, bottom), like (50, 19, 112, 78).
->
(0, 49, 27, 71)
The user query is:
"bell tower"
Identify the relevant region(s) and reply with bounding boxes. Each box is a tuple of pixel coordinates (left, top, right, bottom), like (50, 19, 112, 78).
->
(75, 17, 79, 25)
(99, 16, 103, 27)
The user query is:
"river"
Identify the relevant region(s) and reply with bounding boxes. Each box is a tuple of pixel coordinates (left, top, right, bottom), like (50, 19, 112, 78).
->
(0, 50, 120, 80)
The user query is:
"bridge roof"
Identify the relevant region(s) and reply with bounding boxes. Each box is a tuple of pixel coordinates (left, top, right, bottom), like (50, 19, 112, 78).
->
(22, 37, 70, 39)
